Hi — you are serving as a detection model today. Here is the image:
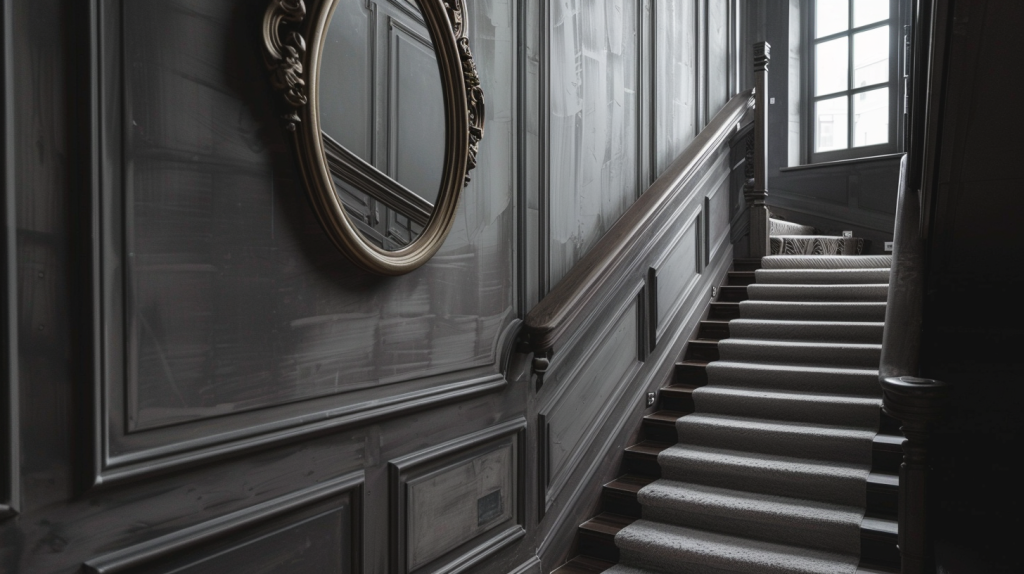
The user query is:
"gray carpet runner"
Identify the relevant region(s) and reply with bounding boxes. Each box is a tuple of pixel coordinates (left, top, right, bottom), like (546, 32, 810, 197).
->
(768, 218, 866, 255)
(608, 254, 892, 574)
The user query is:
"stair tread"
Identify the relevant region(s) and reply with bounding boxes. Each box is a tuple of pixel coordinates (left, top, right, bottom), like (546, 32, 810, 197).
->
(580, 512, 635, 537)
(678, 413, 878, 437)
(861, 516, 898, 536)
(552, 556, 615, 574)
(644, 411, 685, 424)
(867, 472, 899, 488)
(615, 520, 862, 573)
(625, 440, 674, 457)
(606, 474, 657, 493)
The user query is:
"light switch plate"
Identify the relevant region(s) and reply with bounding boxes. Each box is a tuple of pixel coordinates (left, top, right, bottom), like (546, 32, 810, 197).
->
(842, 230, 853, 238)
(884, 241, 894, 252)
(646, 392, 656, 408)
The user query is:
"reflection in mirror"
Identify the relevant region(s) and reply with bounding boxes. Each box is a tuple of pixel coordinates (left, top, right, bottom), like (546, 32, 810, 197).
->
(319, 0, 446, 250)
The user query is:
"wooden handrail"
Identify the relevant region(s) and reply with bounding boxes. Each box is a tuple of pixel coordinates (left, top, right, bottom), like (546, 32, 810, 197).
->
(879, 154, 949, 574)
(522, 90, 755, 355)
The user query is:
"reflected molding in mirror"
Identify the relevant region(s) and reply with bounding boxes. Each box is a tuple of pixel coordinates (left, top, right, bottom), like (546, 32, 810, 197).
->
(262, 0, 484, 275)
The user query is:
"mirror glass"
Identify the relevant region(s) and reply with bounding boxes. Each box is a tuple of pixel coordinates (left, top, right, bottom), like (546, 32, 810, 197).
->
(319, 0, 446, 250)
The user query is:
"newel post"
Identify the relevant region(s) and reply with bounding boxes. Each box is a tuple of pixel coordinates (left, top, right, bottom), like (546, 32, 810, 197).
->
(745, 41, 771, 258)
(880, 376, 949, 574)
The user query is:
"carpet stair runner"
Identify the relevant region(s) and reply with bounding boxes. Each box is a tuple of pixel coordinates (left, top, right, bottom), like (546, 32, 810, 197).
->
(553, 254, 902, 574)
(769, 218, 865, 256)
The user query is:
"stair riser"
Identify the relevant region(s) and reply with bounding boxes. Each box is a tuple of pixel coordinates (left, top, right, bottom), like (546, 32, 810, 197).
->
(872, 447, 902, 474)
(728, 321, 884, 344)
(727, 271, 756, 286)
(603, 489, 643, 518)
(706, 363, 881, 396)
(861, 531, 900, 569)
(642, 505, 861, 556)
(761, 255, 892, 270)
(624, 452, 662, 479)
(659, 391, 694, 413)
(686, 343, 720, 362)
(693, 392, 881, 428)
(659, 456, 867, 507)
(867, 482, 898, 517)
(718, 286, 749, 302)
(578, 532, 620, 563)
(718, 343, 882, 369)
(754, 269, 891, 285)
(643, 419, 679, 443)
(698, 322, 730, 340)
(674, 363, 708, 387)
(747, 284, 889, 302)
(709, 303, 741, 320)
(740, 302, 887, 322)
(676, 423, 874, 466)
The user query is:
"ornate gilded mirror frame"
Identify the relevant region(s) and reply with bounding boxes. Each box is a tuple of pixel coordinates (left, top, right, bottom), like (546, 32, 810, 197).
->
(262, 0, 484, 275)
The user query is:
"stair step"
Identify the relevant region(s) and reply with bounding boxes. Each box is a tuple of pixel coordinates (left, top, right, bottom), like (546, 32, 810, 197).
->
(727, 319, 885, 344)
(615, 519, 862, 573)
(684, 340, 719, 362)
(578, 513, 634, 562)
(762, 255, 892, 270)
(551, 556, 614, 574)
(623, 441, 672, 477)
(755, 268, 891, 285)
(746, 283, 889, 303)
(692, 386, 882, 427)
(658, 445, 870, 507)
(866, 472, 899, 517)
(718, 339, 882, 369)
(643, 411, 684, 443)
(739, 300, 888, 321)
(676, 414, 875, 465)
(860, 516, 900, 568)
(705, 361, 880, 396)
(696, 319, 730, 341)
(709, 301, 741, 320)
(637, 480, 864, 554)
(717, 285, 749, 302)
(658, 385, 696, 412)
(872, 434, 904, 474)
(733, 258, 762, 272)
(602, 474, 656, 517)
(727, 271, 756, 286)
(674, 360, 709, 387)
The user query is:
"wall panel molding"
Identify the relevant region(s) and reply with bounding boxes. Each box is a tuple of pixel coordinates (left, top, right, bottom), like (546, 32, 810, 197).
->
(0, 0, 18, 520)
(389, 418, 527, 574)
(537, 283, 644, 514)
(82, 0, 511, 491)
(83, 470, 364, 574)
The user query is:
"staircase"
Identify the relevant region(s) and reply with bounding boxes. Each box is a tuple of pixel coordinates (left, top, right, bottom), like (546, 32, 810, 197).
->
(553, 225, 902, 573)
(769, 218, 865, 256)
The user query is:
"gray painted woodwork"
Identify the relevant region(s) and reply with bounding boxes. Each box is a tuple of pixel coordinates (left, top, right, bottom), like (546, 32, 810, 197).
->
(0, 0, 757, 571)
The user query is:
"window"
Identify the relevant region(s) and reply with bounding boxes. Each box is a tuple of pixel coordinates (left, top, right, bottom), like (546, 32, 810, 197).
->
(807, 0, 901, 162)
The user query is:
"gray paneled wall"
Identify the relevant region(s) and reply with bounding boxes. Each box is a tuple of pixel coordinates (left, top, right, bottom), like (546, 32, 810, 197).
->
(541, 0, 745, 291)
(1, 0, 755, 572)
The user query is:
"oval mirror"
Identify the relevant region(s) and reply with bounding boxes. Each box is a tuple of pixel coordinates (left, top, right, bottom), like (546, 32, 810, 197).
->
(262, 0, 484, 274)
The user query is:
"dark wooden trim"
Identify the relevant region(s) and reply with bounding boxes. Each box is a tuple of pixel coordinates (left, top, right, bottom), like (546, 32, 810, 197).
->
(538, 0, 550, 297)
(780, 152, 904, 172)
(879, 155, 918, 379)
(0, 0, 17, 520)
(83, 470, 365, 574)
(93, 372, 508, 490)
(388, 418, 527, 574)
(522, 91, 754, 355)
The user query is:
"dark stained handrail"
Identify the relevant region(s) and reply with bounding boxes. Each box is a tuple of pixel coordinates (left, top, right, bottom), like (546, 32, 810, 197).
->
(522, 90, 755, 355)
(879, 154, 949, 574)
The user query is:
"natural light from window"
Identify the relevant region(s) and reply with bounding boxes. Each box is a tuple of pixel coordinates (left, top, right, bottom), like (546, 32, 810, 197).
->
(813, 0, 891, 154)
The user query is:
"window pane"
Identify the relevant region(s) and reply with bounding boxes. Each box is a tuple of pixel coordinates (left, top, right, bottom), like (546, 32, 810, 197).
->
(853, 26, 889, 88)
(815, 37, 849, 96)
(816, 0, 849, 38)
(854, 0, 889, 27)
(854, 87, 889, 147)
(816, 96, 849, 152)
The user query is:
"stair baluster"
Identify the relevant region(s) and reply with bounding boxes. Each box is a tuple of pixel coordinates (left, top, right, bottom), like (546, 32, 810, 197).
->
(745, 42, 771, 259)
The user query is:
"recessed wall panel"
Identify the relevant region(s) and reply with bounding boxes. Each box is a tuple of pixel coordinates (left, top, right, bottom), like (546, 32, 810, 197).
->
(655, 217, 699, 338)
(654, 0, 697, 177)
